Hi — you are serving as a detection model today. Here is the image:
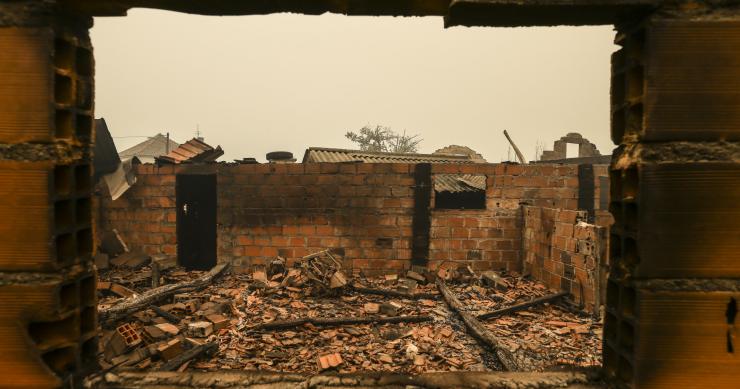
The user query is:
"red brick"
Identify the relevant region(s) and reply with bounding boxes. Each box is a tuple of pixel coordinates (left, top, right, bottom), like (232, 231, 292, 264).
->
(261, 247, 278, 257)
(382, 198, 401, 208)
(162, 245, 176, 255)
(450, 228, 468, 238)
(253, 237, 270, 246)
(319, 164, 339, 174)
(245, 246, 261, 256)
(289, 237, 305, 247)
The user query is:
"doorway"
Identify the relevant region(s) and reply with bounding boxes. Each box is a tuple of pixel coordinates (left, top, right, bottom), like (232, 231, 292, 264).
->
(176, 173, 217, 270)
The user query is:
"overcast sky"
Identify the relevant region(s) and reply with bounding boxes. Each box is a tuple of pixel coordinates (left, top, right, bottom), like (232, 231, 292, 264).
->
(91, 10, 617, 163)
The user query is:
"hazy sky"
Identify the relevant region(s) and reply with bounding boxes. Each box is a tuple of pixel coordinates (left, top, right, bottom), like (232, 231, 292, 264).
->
(91, 10, 617, 163)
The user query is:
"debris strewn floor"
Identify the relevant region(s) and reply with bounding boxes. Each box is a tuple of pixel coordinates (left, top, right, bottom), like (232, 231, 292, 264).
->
(447, 279, 602, 371)
(94, 252, 602, 378)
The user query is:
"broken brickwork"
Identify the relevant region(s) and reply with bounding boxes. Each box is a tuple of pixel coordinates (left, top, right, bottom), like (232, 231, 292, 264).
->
(522, 206, 607, 314)
(0, 2, 97, 387)
(603, 11, 740, 388)
(99, 162, 605, 275)
(540, 133, 602, 161)
(2, 1, 739, 388)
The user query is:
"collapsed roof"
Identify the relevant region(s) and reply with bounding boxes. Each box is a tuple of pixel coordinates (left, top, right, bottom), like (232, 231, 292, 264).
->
(156, 138, 224, 164)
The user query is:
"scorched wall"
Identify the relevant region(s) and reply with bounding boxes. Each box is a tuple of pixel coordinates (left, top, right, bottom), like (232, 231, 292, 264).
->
(99, 162, 607, 274)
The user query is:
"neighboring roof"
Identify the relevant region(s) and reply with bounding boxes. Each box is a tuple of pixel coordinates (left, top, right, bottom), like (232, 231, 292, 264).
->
(93, 118, 121, 181)
(534, 155, 612, 165)
(118, 133, 180, 163)
(433, 145, 487, 163)
(434, 174, 486, 193)
(302, 147, 476, 164)
(156, 137, 224, 164)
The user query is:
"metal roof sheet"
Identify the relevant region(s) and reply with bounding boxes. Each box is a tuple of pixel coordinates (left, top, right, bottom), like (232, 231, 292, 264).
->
(118, 133, 180, 162)
(434, 174, 486, 193)
(156, 138, 224, 164)
(302, 147, 476, 164)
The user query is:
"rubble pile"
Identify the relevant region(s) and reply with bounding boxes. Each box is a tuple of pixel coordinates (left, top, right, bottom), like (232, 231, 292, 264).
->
(447, 276, 602, 370)
(94, 248, 602, 376)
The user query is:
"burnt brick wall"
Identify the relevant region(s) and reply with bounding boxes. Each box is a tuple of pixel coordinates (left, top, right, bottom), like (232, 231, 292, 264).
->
(98, 164, 178, 256)
(99, 162, 601, 274)
(427, 163, 590, 272)
(99, 163, 416, 274)
(522, 205, 607, 313)
(218, 163, 415, 273)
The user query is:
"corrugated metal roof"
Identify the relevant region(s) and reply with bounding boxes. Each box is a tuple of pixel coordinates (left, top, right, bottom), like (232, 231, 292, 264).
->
(434, 174, 486, 193)
(302, 147, 476, 164)
(156, 137, 224, 164)
(118, 133, 180, 164)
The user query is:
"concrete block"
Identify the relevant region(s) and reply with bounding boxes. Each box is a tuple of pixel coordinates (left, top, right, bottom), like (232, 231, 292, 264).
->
(644, 20, 740, 141)
(157, 338, 184, 361)
(205, 314, 229, 331)
(0, 28, 53, 143)
(631, 289, 740, 388)
(0, 161, 54, 271)
(187, 321, 213, 337)
(635, 163, 740, 278)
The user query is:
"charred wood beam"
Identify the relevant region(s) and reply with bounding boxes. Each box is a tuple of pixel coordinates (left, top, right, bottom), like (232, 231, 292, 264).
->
(99, 263, 229, 326)
(250, 315, 433, 332)
(411, 163, 432, 267)
(149, 305, 181, 324)
(477, 291, 569, 321)
(436, 279, 520, 371)
(159, 342, 218, 372)
(350, 284, 439, 300)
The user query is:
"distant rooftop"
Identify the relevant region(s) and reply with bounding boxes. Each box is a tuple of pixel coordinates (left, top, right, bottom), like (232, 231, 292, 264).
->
(118, 134, 180, 164)
(156, 137, 224, 164)
(302, 147, 478, 164)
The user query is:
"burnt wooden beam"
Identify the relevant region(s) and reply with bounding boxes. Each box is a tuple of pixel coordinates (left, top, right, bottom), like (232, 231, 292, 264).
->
(436, 279, 521, 371)
(578, 164, 595, 223)
(250, 314, 433, 332)
(477, 291, 569, 320)
(446, 0, 657, 27)
(411, 163, 432, 267)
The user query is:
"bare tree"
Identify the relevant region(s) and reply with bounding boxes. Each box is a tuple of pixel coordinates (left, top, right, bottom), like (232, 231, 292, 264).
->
(345, 125, 422, 153)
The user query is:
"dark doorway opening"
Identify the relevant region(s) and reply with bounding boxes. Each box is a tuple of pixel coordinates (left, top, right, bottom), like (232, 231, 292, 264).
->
(434, 190, 486, 209)
(176, 173, 217, 270)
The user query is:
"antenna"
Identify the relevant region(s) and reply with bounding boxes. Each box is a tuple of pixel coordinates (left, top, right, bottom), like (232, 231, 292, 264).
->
(195, 124, 201, 139)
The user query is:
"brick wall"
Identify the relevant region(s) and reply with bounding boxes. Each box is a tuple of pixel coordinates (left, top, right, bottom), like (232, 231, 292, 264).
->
(522, 205, 607, 313)
(218, 163, 415, 273)
(99, 162, 600, 274)
(99, 164, 178, 257)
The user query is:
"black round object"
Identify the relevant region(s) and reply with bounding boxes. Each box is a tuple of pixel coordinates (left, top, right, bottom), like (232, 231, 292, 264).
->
(266, 151, 293, 160)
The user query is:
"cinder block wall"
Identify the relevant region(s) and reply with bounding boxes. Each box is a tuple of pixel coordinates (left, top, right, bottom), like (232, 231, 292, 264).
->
(604, 13, 740, 387)
(0, 4, 98, 387)
(99, 162, 598, 274)
(522, 206, 607, 313)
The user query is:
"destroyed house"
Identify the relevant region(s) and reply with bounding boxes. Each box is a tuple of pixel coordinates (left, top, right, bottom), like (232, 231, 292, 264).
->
(2, 0, 739, 386)
(98, 161, 612, 313)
